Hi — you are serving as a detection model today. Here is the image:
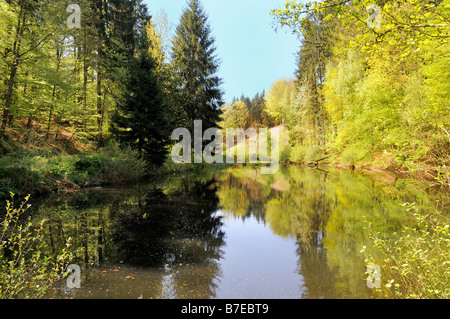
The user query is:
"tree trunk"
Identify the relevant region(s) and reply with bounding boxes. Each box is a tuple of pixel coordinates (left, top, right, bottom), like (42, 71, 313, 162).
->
(1, 4, 26, 134)
(46, 46, 61, 141)
(25, 115, 33, 151)
(96, 69, 103, 148)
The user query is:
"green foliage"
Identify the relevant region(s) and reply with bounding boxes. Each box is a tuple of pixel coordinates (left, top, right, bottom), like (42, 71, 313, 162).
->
(220, 92, 268, 130)
(264, 78, 296, 126)
(289, 144, 307, 163)
(0, 0, 167, 153)
(304, 145, 323, 163)
(219, 101, 250, 129)
(280, 144, 292, 165)
(171, 0, 223, 130)
(97, 145, 147, 184)
(0, 194, 72, 299)
(340, 148, 362, 167)
(362, 203, 450, 299)
(110, 48, 170, 166)
(269, 0, 449, 177)
(272, 0, 450, 53)
(0, 146, 147, 197)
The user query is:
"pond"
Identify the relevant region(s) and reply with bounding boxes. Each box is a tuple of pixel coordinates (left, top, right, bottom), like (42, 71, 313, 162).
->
(31, 166, 448, 299)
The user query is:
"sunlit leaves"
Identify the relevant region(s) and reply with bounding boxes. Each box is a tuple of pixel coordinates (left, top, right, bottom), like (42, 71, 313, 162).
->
(272, 0, 450, 61)
(219, 100, 250, 129)
(270, 0, 449, 173)
(264, 78, 296, 126)
(363, 203, 450, 299)
(0, 194, 72, 299)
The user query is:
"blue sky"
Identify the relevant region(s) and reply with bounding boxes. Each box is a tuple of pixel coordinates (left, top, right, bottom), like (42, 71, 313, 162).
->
(142, 0, 300, 104)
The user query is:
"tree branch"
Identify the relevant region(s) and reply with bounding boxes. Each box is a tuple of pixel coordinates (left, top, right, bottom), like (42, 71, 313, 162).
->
(19, 24, 61, 58)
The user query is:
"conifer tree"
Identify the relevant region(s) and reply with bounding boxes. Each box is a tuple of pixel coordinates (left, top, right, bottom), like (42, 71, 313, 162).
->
(110, 44, 170, 166)
(295, 11, 336, 146)
(171, 0, 223, 131)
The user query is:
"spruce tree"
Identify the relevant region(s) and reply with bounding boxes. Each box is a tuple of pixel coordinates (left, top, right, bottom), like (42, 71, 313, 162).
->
(295, 11, 336, 146)
(250, 92, 264, 127)
(110, 46, 169, 166)
(171, 0, 223, 131)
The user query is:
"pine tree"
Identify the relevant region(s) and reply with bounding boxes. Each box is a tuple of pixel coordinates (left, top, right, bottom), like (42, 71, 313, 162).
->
(249, 92, 264, 127)
(110, 46, 170, 166)
(295, 11, 336, 146)
(171, 0, 223, 131)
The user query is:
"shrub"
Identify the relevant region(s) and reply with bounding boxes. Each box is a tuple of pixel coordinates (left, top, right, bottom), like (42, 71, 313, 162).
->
(289, 144, 306, 163)
(304, 145, 322, 163)
(98, 145, 147, 184)
(0, 145, 148, 197)
(0, 194, 72, 298)
(0, 157, 46, 197)
(362, 203, 450, 299)
(341, 148, 359, 167)
(47, 155, 79, 179)
(280, 144, 292, 165)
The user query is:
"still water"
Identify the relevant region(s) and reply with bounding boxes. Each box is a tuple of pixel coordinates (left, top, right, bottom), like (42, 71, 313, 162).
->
(33, 166, 448, 299)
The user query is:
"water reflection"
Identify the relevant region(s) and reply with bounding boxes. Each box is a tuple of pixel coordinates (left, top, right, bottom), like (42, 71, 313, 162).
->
(214, 166, 448, 299)
(33, 165, 448, 299)
(37, 173, 225, 299)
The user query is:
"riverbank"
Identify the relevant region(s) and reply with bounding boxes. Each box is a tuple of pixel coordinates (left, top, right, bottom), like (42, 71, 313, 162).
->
(0, 145, 148, 199)
(279, 142, 449, 187)
(331, 161, 450, 187)
(1, 144, 448, 200)
(227, 125, 449, 188)
(0, 144, 228, 200)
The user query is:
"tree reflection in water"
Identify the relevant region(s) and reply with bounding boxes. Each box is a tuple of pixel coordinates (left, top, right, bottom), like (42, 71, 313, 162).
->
(38, 174, 225, 299)
(34, 165, 448, 299)
(214, 166, 448, 299)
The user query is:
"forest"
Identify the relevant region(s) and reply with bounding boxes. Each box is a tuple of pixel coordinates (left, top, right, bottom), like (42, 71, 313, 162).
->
(1, 0, 449, 200)
(0, 0, 449, 198)
(0, 0, 449, 300)
(0, 0, 224, 197)
(231, 0, 450, 184)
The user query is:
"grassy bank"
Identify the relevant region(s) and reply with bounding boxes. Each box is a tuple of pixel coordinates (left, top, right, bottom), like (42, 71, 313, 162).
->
(285, 142, 450, 187)
(0, 145, 147, 198)
(0, 142, 228, 199)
